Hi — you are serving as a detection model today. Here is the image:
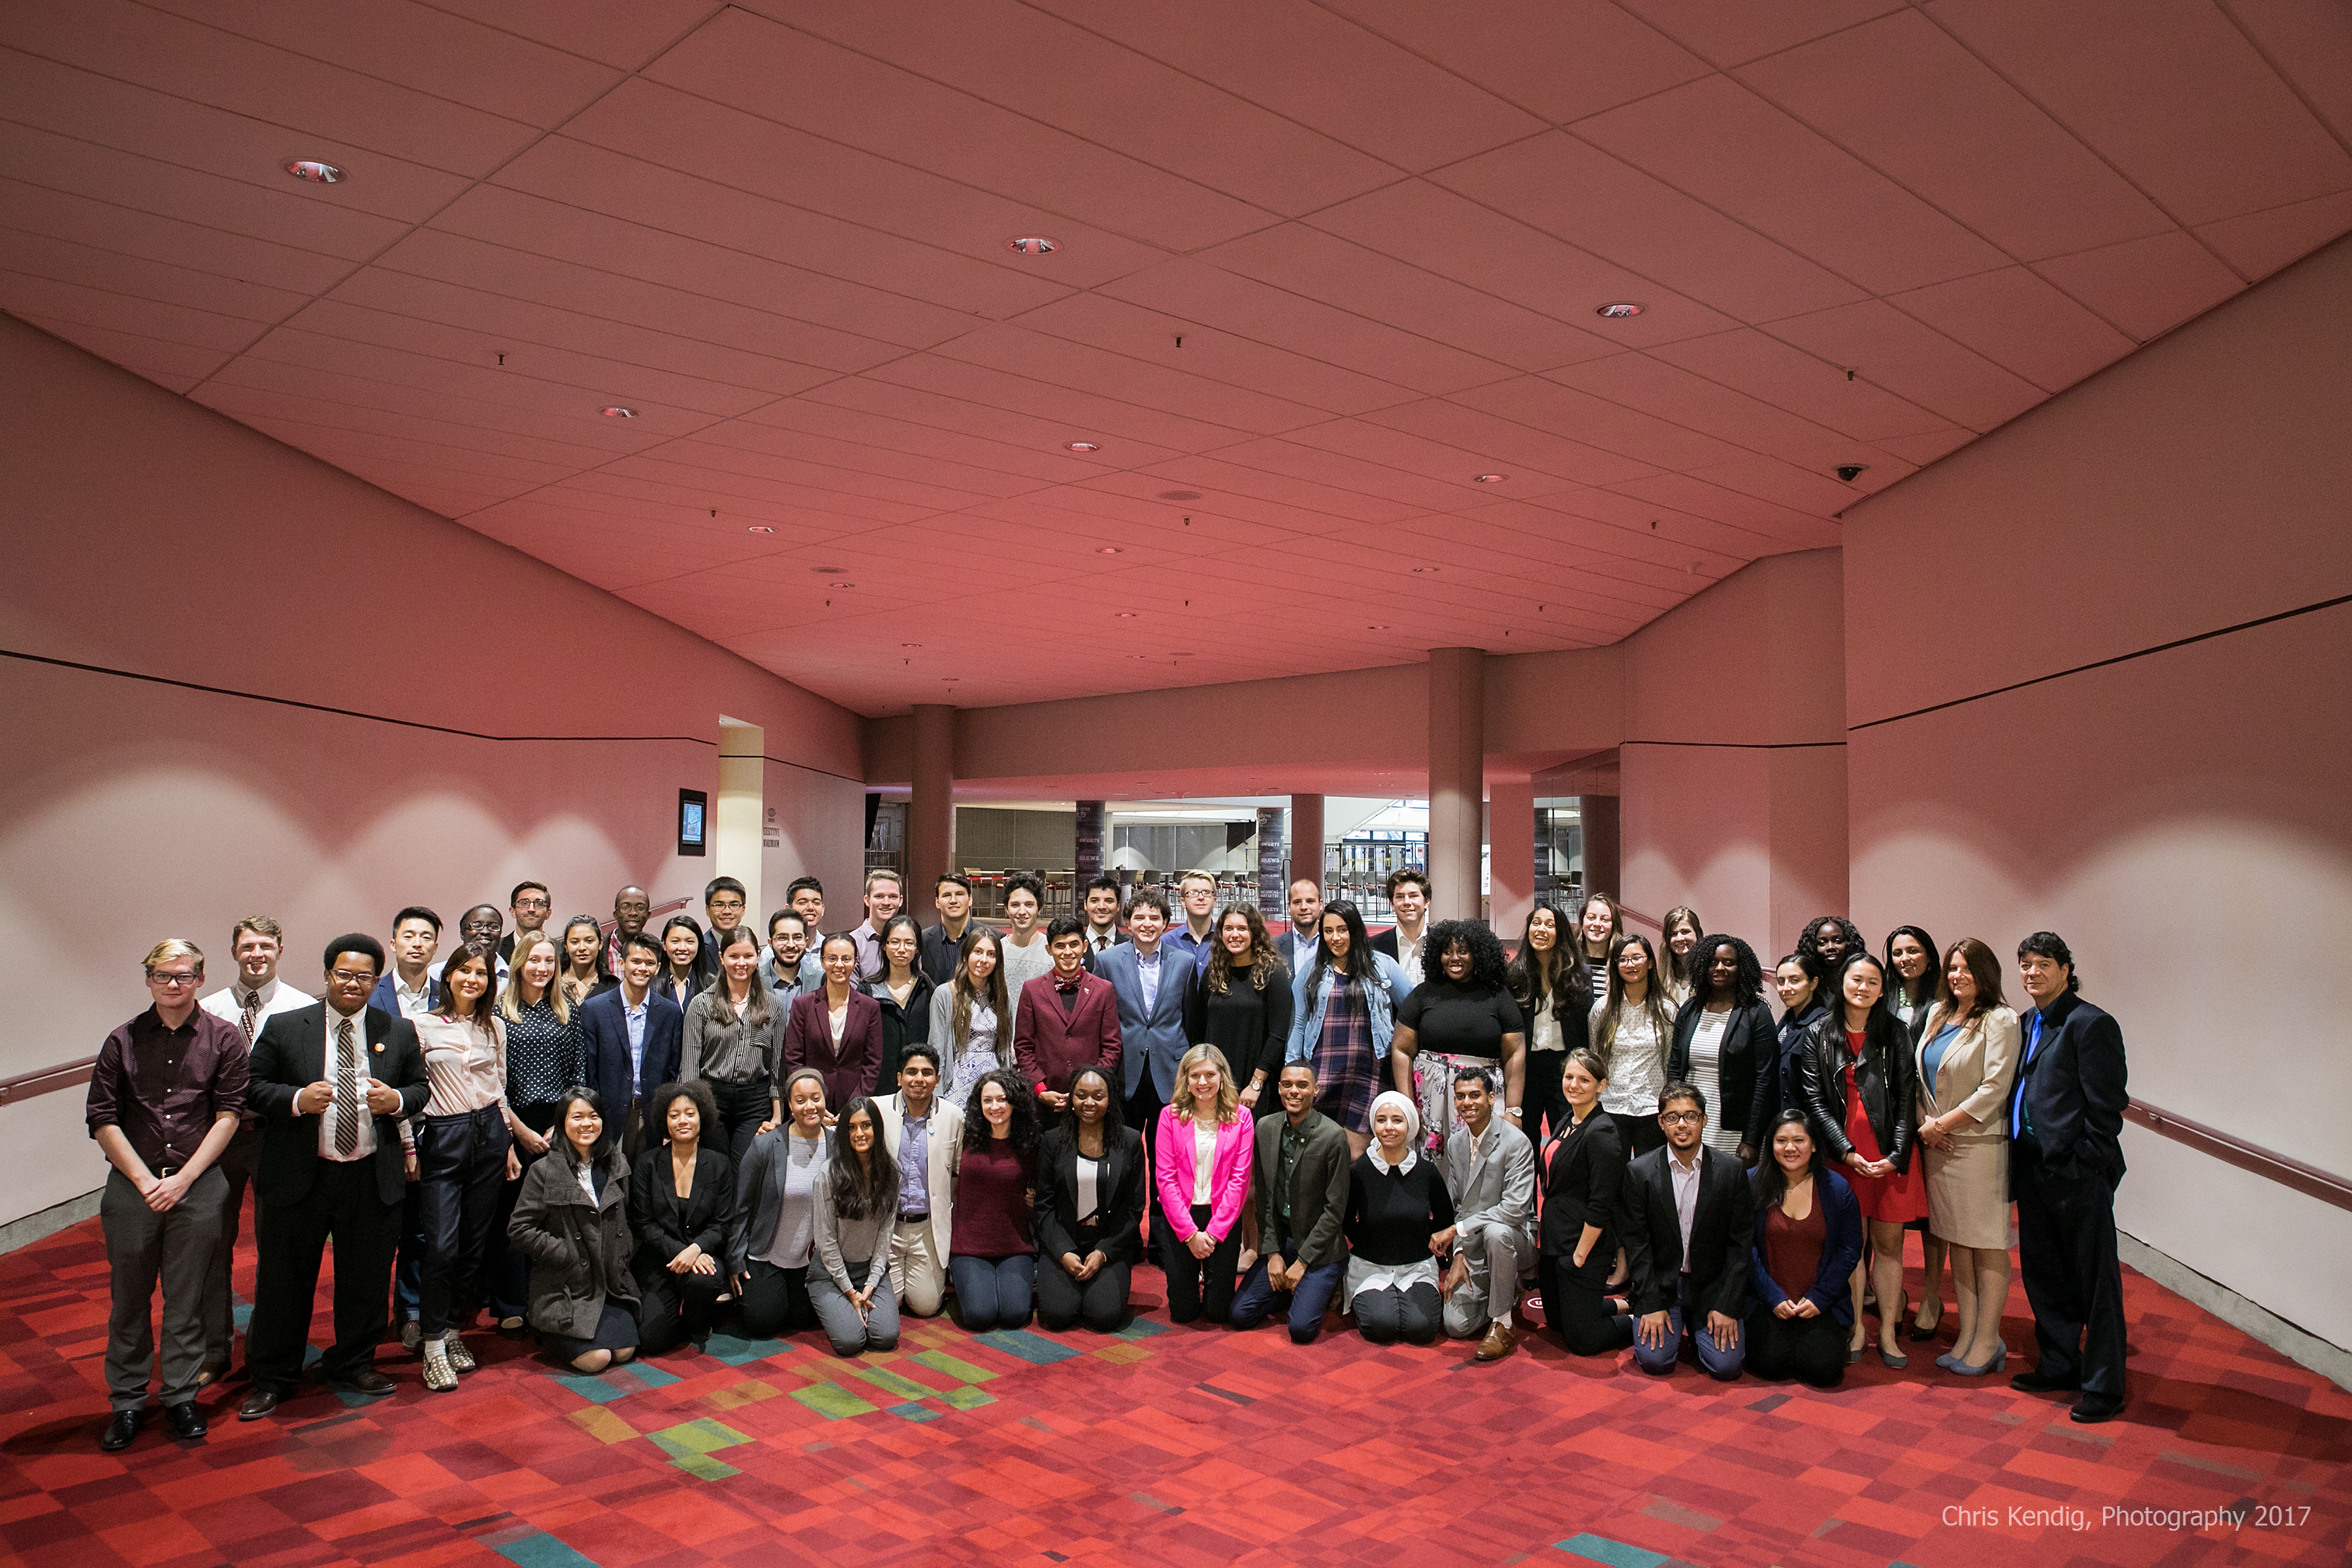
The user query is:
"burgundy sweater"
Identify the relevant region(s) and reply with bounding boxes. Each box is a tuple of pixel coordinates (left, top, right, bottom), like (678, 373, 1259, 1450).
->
(950, 1137, 1036, 1258)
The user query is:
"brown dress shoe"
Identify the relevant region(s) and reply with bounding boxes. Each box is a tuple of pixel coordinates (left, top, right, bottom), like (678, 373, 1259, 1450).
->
(1475, 1322, 1519, 1362)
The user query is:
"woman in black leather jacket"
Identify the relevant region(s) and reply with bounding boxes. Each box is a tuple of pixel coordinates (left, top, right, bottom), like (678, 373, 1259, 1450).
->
(1757, 952, 1827, 1132)
(1794, 951, 1927, 1367)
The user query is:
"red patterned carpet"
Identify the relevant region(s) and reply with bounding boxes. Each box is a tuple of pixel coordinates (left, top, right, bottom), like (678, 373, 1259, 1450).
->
(1, 1206, 2346, 1568)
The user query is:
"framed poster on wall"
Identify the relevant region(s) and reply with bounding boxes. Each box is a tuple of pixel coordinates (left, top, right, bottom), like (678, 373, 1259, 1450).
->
(678, 789, 708, 857)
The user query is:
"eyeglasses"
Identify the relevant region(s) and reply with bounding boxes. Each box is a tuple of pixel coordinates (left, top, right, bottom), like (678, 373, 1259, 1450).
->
(329, 968, 376, 985)
(1658, 1111, 1705, 1125)
(147, 972, 201, 987)
(708, 898, 745, 912)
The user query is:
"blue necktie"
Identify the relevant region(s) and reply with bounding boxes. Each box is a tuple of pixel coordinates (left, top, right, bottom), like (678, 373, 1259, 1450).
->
(2012, 1011, 2043, 1139)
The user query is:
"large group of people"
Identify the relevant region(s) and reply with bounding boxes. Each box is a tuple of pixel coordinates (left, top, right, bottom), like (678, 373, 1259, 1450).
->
(84, 866, 2132, 1452)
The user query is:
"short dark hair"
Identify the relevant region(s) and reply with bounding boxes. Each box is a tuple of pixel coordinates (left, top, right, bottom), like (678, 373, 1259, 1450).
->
(1385, 867, 1429, 900)
(899, 1040, 942, 1072)
(391, 906, 441, 935)
(1126, 887, 1171, 921)
(508, 881, 549, 907)
(322, 933, 384, 976)
(704, 876, 746, 904)
(1451, 1064, 1495, 1090)
(937, 873, 972, 894)
(1083, 875, 1120, 900)
(2017, 930, 2080, 992)
(623, 932, 666, 964)
(1278, 1059, 1316, 1083)
(768, 908, 807, 937)
(1004, 872, 1045, 906)
(1659, 1081, 1706, 1116)
(1045, 915, 1085, 945)
(646, 1079, 717, 1143)
(461, 904, 501, 927)
(787, 875, 825, 901)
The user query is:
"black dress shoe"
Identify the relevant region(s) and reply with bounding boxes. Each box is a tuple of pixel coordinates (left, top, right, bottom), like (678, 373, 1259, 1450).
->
(2011, 1369, 2080, 1394)
(333, 1368, 396, 1397)
(164, 1402, 209, 1440)
(2070, 1395, 2124, 1425)
(100, 1409, 145, 1451)
(237, 1387, 283, 1421)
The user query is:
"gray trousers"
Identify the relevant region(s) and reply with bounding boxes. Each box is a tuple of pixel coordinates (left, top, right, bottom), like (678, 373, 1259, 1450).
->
(809, 1263, 900, 1356)
(203, 1121, 261, 1366)
(102, 1166, 227, 1411)
(1443, 1217, 1534, 1339)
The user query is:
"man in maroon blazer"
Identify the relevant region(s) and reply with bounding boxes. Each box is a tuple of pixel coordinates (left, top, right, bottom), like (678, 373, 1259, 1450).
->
(1015, 917, 1122, 1112)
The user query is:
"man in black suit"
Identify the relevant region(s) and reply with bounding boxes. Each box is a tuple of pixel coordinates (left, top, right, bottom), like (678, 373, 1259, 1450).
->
(580, 933, 685, 1163)
(2007, 931, 2129, 1424)
(1620, 1081, 1753, 1379)
(238, 934, 428, 1419)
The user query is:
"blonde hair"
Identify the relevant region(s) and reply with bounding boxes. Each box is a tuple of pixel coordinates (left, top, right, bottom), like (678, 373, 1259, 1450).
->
(497, 934, 570, 1025)
(1172, 1043, 1241, 1125)
(142, 938, 204, 975)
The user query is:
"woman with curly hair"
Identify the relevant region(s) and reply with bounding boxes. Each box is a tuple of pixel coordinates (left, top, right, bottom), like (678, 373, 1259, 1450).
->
(948, 1068, 1040, 1330)
(1390, 920, 1525, 1154)
(1667, 934, 1774, 1162)
(1796, 915, 1863, 978)
(1184, 904, 1294, 1119)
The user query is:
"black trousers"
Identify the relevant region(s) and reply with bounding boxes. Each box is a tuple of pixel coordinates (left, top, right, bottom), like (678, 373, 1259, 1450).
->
(416, 1108, 511, 1337)
(2014, 1147, 2127, 1399)
(1524, 1051, 1570, 1145)
(636, 1258, 725, 1354)
(1162, 1203, 1241, 1325)
(203, 1120, 262, 1366)
(1356, 1283, 1443, 1345)
(1125, 1072, 1169, 1253)
(1746, 1305, 1847, 1387)
(487, 1102, 563, 1321)
(1036, 1220, 1131, 1333)
(741, 1260, 817, 1339)
(1616, 1111, 1667, 1157)
(1539, 1250, 1634, 1357)
(247, 1158, 399, 1391)
(711, 1078, 774, 1173)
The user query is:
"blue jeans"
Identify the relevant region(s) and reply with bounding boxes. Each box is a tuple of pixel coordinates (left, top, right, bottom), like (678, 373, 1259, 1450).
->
(1230, 1256, 1345, 1344)
(1630, 1275, 1746, 1380)
(949, 1254, 1036, 1330)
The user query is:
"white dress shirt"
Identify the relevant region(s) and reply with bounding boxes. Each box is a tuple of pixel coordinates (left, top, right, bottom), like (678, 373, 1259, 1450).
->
(318, 1005, 378, 1161)
(200, 975, 313, 1045)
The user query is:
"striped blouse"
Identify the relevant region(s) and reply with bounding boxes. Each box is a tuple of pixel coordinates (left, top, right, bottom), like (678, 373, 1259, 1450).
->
(412, 1013, 508, 1118)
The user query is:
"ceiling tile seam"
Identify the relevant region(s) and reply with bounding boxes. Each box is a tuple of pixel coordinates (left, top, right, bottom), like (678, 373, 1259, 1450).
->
(11, 309, 235, 368)
(1181, 536, 1691, 616)
(382, 0, 736, 80)
(1906, 3, 2254, 294)
(1488, 493, 1795, 564)
(0, 219, 318, 316)
(0, 263, 283, 343)
(0, 167, 383, 271)
(877, 351, 1339, 448)
(1005, 0, 1540, 174)
(1397, 512, 1757, 578)
(112, 0, 607, 133)
(188, 353, 702, 447)
(1629, 2, 1908, 75)
(189, 400, 632, 474)
(804, 367, 1269, 459)
(2213, 0, 2352, 165)
(676, 417, 1097, 495)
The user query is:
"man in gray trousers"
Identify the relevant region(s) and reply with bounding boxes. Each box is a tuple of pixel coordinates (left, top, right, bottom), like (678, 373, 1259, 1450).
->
(85, 938, 248, 1450)
(1439, 1066, 1537, 1360)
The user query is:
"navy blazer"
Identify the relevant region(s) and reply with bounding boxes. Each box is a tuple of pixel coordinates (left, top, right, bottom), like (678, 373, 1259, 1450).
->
(2007, 990, 2128, 1183)
(579, 987, 685, 1117)
(246, 1003, 429, 1209)
(1748, 1168, 1866, 1327)
(1092, 941, 1196, 1102)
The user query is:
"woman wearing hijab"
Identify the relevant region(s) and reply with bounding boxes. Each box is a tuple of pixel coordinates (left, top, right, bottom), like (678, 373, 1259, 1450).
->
(1343, 1090, 1456, 1345)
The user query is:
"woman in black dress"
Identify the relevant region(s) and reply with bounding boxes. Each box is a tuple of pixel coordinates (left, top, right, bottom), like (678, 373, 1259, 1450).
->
(1184, 904, 1294, 1119)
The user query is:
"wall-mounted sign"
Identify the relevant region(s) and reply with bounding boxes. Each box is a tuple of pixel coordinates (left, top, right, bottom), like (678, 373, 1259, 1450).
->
(678, 789, 708, 857)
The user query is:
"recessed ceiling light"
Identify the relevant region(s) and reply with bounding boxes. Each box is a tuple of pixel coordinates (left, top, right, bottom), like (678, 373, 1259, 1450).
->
(1835, 464, 1869, 482)
(1367, 624, 1390, 630)
(1412, 566, 1437, 574)
(828, 581, 855, 589)
(901, 642, 922, 648)
(1066, 440, 1100, 452)
(285, 158, 342, 184)
(1113, 612, 1139, 619)
(1595, 302, 1644, 319)
(1158, 489, 1203, 501)
(600, 406, 635, 419)
(1007, 235, 1058, 256)
(1097, 546, 1123, 555)
(1473, 473, 1506, 483)
(747, 525, 774, 533)
(809, 565, 846, 574)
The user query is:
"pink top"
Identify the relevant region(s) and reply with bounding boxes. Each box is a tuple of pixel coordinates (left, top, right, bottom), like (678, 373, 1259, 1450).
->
(1153, 1106, 1254, 1243)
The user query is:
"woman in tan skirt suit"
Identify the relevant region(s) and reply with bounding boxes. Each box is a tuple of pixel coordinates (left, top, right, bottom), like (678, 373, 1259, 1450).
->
(1913, 938, 2019, 1376)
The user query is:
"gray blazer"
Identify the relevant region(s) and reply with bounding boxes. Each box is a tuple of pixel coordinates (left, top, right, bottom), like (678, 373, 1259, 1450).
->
(1443, 1115, 1537, 1260)
(1252, 1109, 1352, 1268)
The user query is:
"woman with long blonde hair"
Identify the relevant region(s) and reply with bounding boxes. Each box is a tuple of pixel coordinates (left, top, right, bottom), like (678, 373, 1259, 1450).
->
(1153, 1044, 1254, 1326)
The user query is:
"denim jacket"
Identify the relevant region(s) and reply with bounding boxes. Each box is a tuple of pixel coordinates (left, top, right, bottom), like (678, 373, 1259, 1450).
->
(1286, 951, 1414, 1062)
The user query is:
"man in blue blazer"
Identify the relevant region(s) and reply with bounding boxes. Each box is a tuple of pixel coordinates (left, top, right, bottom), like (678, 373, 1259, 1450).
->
(1093, 890, 1198, 1252)
(2006, 931, 2129, 1425)
(578, 933, 683, 1162)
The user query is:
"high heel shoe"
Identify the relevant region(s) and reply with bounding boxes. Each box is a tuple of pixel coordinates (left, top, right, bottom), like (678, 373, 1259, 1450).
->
(1935, 1350, 1959, 1369)
(1949, 1344, 2008, 1377)
(1906, 1305, 1944, 1343)
(1878, 1341, 1909, 1369)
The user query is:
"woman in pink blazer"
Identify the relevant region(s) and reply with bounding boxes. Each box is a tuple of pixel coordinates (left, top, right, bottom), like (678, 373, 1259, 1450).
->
(785, 935, 885, 1118)
(1154, 1043, 1256, 1325)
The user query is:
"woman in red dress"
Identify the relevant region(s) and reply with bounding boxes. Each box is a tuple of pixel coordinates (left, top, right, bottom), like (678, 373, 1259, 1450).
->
(1795, 951, 1927, 1367)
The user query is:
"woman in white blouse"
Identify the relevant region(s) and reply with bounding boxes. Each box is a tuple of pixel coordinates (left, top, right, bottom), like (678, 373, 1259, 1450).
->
(1913, 938, 2021, 1377)
(1592, 934, 1675, 1157)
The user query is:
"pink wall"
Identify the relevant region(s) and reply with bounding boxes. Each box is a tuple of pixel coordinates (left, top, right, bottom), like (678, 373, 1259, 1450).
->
(0, 319, 866, 1224)
(1844, 234, 2352, 1348)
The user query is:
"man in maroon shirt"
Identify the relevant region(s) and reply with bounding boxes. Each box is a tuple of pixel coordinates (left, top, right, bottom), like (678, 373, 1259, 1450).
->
(85, 939, 248, 1451)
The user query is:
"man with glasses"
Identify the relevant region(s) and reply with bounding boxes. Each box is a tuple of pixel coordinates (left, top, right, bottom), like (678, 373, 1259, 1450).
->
(430, 905, 507, 992)
(1618, 1081, 1752, 1380)
(760, 909, 815, 1002)
(496, 881, 553, 960)
(696, 877, 753, 988)
(196, 916, 310, 1384)
(1166, 871, 1222, 968)
(238, 935, 428, 1420)
(603, 887, 653, 977)
(86, 940, 248, 1450)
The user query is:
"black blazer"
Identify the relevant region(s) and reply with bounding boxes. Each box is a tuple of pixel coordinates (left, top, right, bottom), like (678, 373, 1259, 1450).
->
(246, 1003, 429, 1208)
(1794, 1011, 1917, 1173)
(628, 1144, 736, 1272)
(1513, 970, 1593, 1060)
(1034, 1124, 1148, 1267)
(1618, 1145, 1755, 1320)
(919, 922, 975, 987)
(1667, 996, 1776, 1139)
(1540, 1109, 1625, 1281)
(1756, 1000, 1825, 1130)
(2008, 991, 2128, 1183)
(864, 973, 936, 1084)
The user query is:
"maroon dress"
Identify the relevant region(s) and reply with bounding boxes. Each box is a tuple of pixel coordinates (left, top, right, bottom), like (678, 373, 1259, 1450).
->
(1841, 1030, 1929, 1223)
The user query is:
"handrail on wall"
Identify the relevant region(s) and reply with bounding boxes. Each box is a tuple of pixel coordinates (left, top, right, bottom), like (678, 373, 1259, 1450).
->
(2125, 1100, 2352, 1213)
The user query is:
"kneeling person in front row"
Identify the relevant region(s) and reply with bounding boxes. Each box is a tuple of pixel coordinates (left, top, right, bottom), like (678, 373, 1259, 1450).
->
(1437, 1068, 1535, 1361)
(507, 1088, 640, 1373)
(1035, 1067, 1147, 1332)
(1345, 1091, 1455, 1344)
(1622, 1081, 1753, 1379)
(1232, 1062, 1351, 1343)
(810, 1096, 901, 1356)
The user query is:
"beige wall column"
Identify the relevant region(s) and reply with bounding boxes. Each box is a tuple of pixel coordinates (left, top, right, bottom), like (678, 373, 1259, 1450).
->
(1427, 647, 1485, 924)
(716, 719, 765, 923)
(909, 703, 955, 923)
(1488, 779, 1534, 936)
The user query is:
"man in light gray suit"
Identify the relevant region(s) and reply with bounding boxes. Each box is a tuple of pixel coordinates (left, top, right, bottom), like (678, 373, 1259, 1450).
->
(1092, 889, 1196, 1253)
(1439, 1066, 1537, 1360)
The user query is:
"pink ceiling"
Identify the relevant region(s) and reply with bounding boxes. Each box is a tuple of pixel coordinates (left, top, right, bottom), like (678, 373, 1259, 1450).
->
(4, 0, 2347, 717)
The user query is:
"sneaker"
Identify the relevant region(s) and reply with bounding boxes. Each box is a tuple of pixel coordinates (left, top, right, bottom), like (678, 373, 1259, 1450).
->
(400, 1320, 423, 1354)
(421, 1340, 457, 1393)
(443, 1334, 476, 1374)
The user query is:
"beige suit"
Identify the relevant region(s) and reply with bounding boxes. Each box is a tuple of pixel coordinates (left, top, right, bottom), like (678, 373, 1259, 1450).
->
(1914, 1004, 2019, 1249)
(875, 1091, 962, 1316)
